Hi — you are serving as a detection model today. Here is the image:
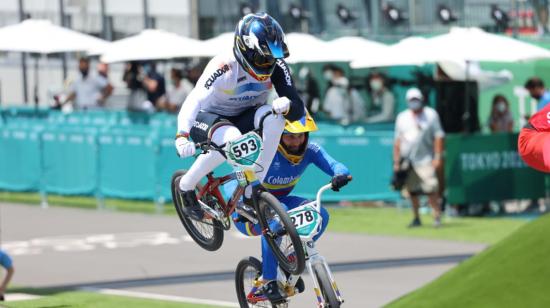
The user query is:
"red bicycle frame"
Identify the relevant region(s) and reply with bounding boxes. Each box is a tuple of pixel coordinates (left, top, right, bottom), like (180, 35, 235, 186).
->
(196, 172, 245, 218)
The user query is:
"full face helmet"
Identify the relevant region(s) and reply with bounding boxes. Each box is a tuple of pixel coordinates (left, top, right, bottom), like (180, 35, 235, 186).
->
(279, 110, 318, 165)
(234, 12, 289, 81)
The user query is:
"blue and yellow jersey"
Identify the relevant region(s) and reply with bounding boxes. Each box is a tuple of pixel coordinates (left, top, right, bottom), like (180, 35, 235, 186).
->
(263, 143, 350, 197)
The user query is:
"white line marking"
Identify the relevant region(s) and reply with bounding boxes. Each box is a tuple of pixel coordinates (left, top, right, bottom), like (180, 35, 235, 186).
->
(81, 287, 239, 307)
(4, 293, 42, 302)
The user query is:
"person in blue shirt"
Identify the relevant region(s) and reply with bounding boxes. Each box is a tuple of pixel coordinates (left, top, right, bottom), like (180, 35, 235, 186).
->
(232, 111, 351, 304)
(524, 77, 550, 110)
(0, 249, 14, 301)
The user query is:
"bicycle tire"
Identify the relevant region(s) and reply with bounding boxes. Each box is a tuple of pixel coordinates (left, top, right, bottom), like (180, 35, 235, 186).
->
(313, 263, 340, 308)
(257, 191, 305, 275)
(171, 170, 224, 251)
(235, 256, 273, 308)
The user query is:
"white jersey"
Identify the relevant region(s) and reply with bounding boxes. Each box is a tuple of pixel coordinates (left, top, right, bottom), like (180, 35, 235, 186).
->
(178, 52, 277, 133)
(177, 51, 304, 134)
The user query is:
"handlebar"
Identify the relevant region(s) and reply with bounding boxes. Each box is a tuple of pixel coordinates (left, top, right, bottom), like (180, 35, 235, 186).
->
(314, 175, 352, 212)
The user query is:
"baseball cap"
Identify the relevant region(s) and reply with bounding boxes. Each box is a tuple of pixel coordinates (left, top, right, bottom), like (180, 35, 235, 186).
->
(406, 88, 423, 101)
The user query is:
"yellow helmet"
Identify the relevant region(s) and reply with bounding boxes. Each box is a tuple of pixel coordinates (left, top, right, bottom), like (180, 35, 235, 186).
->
(283, 110, 318, 134)
(279, 110, 318, 165)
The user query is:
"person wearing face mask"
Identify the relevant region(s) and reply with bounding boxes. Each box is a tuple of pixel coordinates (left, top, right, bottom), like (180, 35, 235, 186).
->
(157, 67, 192, 113)
(393, 88, 445, 228)
(488, 94, 513, 133)
(365, 72, 396, 123)
(524, 77, 550, 110)
(61, 58, 112, 110)
(321, 66, 366, 125)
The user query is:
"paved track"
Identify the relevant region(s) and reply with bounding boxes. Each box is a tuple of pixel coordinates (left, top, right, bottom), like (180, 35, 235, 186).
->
(0, 203, 486, 307)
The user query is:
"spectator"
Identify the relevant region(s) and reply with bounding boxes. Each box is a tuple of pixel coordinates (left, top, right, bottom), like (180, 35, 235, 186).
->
(123, 61, 146, 110)
(394, 88, 445, 228)
(62, 58, 112, 110)
(322, 66, 366, 125)
(142, 61, 166, 107)
(0, 249, 14, 301)
(296, 66, 321, 115)
(365, 72, 395, 123)
(488, 94, 514, 133)
(524, 77, 550, 110)
(157, 67, 192, 113)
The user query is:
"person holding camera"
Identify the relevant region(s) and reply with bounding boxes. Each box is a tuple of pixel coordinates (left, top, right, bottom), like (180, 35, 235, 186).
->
(393, 88, 445, 227)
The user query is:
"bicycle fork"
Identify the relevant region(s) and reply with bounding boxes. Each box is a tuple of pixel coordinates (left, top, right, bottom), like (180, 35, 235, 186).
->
(307, 253, 344, 307)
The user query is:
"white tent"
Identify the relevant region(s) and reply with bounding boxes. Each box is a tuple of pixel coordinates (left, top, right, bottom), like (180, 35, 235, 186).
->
(0, 19, 110, 54)
(100, 29, 205, 63)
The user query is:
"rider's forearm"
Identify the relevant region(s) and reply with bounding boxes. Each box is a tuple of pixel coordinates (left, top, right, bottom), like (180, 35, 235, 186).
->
(177, 89, 202, 133)
(286, 99, 305, 121)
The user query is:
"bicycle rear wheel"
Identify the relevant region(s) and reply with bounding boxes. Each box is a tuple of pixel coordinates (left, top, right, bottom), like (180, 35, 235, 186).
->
(257, 192, 305, 275)
(313, 263, 340, 308)
(171, 170, 224, 251)
(235, 256, 273, 308)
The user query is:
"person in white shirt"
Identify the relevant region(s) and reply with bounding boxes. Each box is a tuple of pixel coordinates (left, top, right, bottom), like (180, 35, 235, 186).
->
(63, 58, 112, 110)
(157, 68, 192, 113)
(322, 66, 365, 125)
(393, 88, 445, 227)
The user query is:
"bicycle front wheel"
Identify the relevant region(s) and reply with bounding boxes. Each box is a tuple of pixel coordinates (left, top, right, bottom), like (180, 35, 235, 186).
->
(257, 192, 305, 275)
(313, 263, 341, 308)
(171, 170, 224, 251)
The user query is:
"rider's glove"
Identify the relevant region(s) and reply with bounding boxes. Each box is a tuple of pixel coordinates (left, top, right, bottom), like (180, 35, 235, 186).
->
(272, 97, 291, 115)
(175, 134, 195, 158)
(331, 174, 351, 192)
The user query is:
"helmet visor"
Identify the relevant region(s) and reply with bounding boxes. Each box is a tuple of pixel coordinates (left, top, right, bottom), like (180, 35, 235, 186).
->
(252, 51, 276, 69)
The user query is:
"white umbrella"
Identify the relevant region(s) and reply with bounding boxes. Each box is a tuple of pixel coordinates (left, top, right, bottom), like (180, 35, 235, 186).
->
(100, 29, 205, 63)
(0, 19, 110, 54)
(427, 27, 550, 63)
(286, 32, 331, 63)
(350, 36, 433, 68)
(201, 32, 333, 63)
(200, 32, 234, 57)
(322, 36, 388, 62)
(351, 27, 550, 69)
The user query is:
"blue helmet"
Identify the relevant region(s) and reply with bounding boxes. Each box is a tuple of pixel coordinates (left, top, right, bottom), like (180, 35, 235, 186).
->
(234, 12, 289, 81)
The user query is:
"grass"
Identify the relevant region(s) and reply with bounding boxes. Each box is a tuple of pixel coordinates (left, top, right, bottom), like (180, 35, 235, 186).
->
(386, 213, 550, 308)
(0, 191, 528, 244)
(3, 290, 221, 308)
(0, 191, 177, 215)
(326, 206, 527, 244)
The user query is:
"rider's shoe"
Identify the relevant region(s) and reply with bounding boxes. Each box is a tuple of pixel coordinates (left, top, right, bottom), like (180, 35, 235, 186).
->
(180, 190, 204, 220)
(295, 276, 305, 294)
(263, 280, 285, 304)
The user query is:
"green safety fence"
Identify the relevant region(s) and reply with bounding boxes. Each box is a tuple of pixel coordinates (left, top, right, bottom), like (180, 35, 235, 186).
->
(41, 127, 98, 195)
(0, 127, 42, 191)
(296, 132, 398, 201)
(98, 129, 157, 199)
(0, 108, 399, 202)
(445, 132, 547, 204)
